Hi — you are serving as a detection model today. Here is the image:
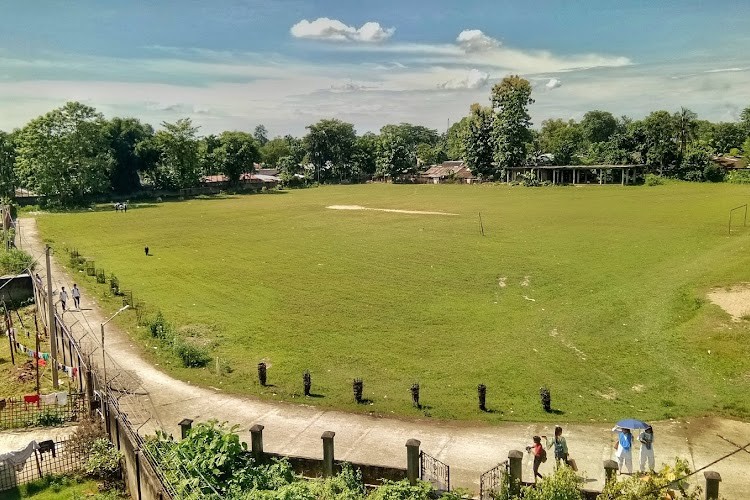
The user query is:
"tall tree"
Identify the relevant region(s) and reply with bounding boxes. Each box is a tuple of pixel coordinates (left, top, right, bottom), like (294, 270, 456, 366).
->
(198, 134, 222, 176)
(740, 106, 750, 136)
(215, 131, 260, 184)
(15, 101, 113, 204)
(351, 132, 378, 180)
(0, 131, 16, 199)
(145, 118, 200, 190)
(303, 119, 357, 183)
(673, 107, 698, 158)
(538, 119, 584, 165)
(491, 75, 534, 171)
(642, 111, 679, 173)
(105, 117, 154, 194)
(261, 136, 300, 167)
(253, 125, 269, 147)
(376, 131, 415, 179)
(580, 110, 618, 144)
(462, 103, 496, 178)
(706, 122, 746, 153)
(444, 117, 469, 160)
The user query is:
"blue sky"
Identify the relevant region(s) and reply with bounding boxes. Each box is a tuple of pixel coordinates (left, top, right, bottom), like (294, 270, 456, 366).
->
(1, 0, 749, 135)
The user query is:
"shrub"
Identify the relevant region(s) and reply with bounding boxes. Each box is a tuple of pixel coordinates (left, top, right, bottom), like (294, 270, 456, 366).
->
(109, 274, 120, 295)
(727, 170, 750, 184)
(521, 465, 583, 500)
(84, 438, 122, 484)
(0, 248, 35, 274)
(174, 338, 211, 368)
(148, 311, 170, 339)
(644, 174, 665, 186)
(96, 269, 106, 284)
(598, 458, 702, 500)
(368, 479, 433, 500)
(34, 409, 65, 427)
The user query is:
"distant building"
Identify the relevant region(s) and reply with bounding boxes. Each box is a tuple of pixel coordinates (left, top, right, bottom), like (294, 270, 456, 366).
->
(420, 161, 476, 184)
(202, 171, 279, 188)
(712, 155, 748, 170)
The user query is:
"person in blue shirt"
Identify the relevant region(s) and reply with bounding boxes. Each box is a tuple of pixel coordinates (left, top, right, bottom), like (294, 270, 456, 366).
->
(615, 428, 633, 474)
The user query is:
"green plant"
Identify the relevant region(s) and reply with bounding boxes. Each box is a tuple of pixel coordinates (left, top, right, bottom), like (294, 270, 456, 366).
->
(597, 458, 702, 500)
(149, 311, 170, 339)
(521, 465, 584, 500)
(644, 173, 665, 186)
(84, 438, 123, 483)
(34, 409, 65, 427)
(0, 248, 35, 274)
(96, 268, 106, 284)
(110, 274, 120, 295)
(726, 170, 750, 184)
(368, 479, 433, 500)
(173, 338, 211, 368)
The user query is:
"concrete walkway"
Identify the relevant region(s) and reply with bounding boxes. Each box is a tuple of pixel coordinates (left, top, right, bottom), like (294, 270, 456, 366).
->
(18, 217, 750, 496)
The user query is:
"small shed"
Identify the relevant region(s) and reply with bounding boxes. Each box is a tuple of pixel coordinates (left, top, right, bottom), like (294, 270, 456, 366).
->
(421, 161, 476, 184)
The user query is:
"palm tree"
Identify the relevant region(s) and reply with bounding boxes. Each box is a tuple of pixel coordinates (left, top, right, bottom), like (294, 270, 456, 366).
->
(674, 107, 698, 158)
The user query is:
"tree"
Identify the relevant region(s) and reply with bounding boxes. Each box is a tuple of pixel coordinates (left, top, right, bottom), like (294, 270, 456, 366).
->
(215, 131, 260, 185)
(491, 75, 534, 171)
(743, 136, 750, 156)
(15, 101, 113, 204)
(740, 106, 750, 136)
(376, 132, 415, 179)
(444, 117, 469, 160)
(641, 111, 678, 173)
(706, 122, 745, 153)
(253, 125, 269, 147)
(580, 110, 618, 144)
(673, 107, 698, 158)
(0, 131, 16, 198)
(261, 136, 301, 167)
(538, 119, 584, 165)
(303, 119, 357, 183)
(351, 132, 378, 180)
(676, 145, 719, 181)
(105, 117, 154, 195)
(198, 134, 221, 175)
(415, 142, 447, 167)
(145, 118, 200, 190)
(380, 123, 440, 152)
(462, 103, 496, 178)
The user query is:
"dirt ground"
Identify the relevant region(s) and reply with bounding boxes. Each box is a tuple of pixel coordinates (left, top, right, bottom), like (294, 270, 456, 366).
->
(707, 284, 750, 321)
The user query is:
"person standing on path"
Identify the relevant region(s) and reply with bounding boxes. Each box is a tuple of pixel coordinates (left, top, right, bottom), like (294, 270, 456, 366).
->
(59, 287, 68, 311)
(638, 426, 655, 472)
(72, 284, 81, 310)
(525, 435, 546, 483)
(615, 428, 633, 474)
(543, 426, 568, 468)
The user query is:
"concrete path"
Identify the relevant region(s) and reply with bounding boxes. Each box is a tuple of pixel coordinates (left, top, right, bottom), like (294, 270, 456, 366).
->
(17, 217, 750, 496)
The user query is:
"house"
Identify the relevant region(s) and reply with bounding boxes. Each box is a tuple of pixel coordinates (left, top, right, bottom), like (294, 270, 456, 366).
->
(420, 161, 476, 184)
(712, 155, 748, 170)
(202, 171, 280, 188)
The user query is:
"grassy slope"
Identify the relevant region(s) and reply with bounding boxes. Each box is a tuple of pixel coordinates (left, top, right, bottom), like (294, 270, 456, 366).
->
(35, 183, 750, 423)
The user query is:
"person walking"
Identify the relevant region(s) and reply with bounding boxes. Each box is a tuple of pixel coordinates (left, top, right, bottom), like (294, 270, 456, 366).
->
(638, 426, 655, 472)
(59, 287, 68, 311)
(525, 435, 546, 483)
(72, 284, 81, 309)
(615, 428, 633, 474)
(543, 426, 569, 468)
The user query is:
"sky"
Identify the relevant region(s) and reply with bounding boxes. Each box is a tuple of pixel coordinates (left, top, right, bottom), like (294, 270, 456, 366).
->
(1, 0, 750, 136)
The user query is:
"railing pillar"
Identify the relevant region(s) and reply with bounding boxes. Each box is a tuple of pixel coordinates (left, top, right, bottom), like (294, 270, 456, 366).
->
(85, 369, 95, 415)
(604, 460, 619, 485)
(406, 439, 421, 486)
(508, 450, 523, 497)
(250, 424, 265, 463)
(322, 431, 335, 477)
(704, 471, 721, 500)
(178, 419, 193, 440)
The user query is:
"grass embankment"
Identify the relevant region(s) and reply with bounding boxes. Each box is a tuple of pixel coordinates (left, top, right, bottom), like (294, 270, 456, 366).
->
(0, 476, 120, 499)
(34, 183, 750, 423)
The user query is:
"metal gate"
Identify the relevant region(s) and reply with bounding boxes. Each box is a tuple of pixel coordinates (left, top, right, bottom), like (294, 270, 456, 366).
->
(480, 460, 509, 500)
(419, 450, 450, 492)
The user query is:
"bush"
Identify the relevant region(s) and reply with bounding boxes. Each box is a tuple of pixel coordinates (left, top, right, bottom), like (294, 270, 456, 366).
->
(598, 458, 701, 500)
(34, 409, 65, 427)
(0, 248, 35, 274)
(148, 311, 170, 339)
(174, 338, 211, 368)
(522, 465, 583, 500)
(644, 174, 665, 186)
(84, 438, 122, 484)
(727, 170, 750, 184)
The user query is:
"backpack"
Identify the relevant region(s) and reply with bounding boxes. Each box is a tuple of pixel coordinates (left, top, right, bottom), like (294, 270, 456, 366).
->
(540, 447, 547, 463)
(554, 438, 565, 457)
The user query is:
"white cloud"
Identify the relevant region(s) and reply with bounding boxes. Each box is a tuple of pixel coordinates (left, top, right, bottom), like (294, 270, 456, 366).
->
(290, 17, 394, 43)
(545, 78, 562, 89)
(438, 69, 490, 90)
(456, 30, 501, 53)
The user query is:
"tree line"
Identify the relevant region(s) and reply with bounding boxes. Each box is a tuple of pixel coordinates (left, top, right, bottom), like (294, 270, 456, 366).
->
(1, 78, 749, 204)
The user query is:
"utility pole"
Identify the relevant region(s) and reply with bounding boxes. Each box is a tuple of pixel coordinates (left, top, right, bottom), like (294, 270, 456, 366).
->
(45, 246, 59, 388)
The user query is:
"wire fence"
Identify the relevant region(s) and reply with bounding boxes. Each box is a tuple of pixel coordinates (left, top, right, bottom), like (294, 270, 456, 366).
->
(0, 393, 86, 431)
(0, 438, 84, 492)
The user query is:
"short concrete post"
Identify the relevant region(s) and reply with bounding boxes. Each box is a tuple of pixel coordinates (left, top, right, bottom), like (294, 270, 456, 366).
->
(406, 439, 421, 486)
(250, 424, 264, 463)
(178, 419, 193, 439)
(322, 431, 335, 477)
(85, 369, 95, 415)
(604, 460, 618, 485)
(704, 471, 721, 500)
(508, 450, 524, 497)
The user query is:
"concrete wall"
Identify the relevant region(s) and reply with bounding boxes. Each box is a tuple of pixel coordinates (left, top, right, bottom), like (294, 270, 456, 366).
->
(0, 274, 33, 307)
(265, 452, 407, 486)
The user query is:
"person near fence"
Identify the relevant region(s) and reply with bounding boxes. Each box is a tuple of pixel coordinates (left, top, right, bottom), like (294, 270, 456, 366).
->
(543, 426, 569, 468)
(638, 426, 655, 472)
(59, 287, 68, 311)
(615, 428, 633, 474)
(525, 435, 546, 483)
(72, 284, 81, 310)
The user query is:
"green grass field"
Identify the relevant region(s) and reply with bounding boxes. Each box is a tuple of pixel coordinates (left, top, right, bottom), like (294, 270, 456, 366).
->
(35, 183, 750, 423)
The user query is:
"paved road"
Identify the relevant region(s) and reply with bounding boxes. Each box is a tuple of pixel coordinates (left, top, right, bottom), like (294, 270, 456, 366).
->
(18, 217, 750, 496)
